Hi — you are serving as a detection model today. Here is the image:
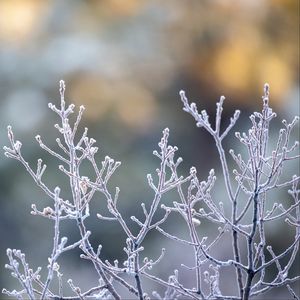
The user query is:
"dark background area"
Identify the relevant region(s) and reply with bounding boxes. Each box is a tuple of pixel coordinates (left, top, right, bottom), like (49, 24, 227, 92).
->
(0, 0, 299, 299)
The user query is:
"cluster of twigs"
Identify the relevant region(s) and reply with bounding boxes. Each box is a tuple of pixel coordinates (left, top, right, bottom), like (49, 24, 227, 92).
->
(3, 81, 299, 299)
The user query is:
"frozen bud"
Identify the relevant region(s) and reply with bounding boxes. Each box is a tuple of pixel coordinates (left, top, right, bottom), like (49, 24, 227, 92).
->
(234, 110, 240, 119)
(179, 90, 185, 97)
(201, 109, 207, 115)
(43, 207, 54, 216)
(209, 169, 214, 176)
(264, 83, 269, 96)
(163, 128, 169, 136)
(235, 132, 241, 139)
(80, 179, 88, 195)
(177, 157, 183, 164)
(190, 166, 197, 175)
(13, 141, 22, 152)
(192, 218, 201, 226)
(90, 147, 98, 155)
(201, 237, 207, 244)
(30, 204, 37, 215)
(190, 103, 197, 111)
(143, 293, 150, 300)
(53, 262, 60, 271)
(59, 80, 65, 94)
(54, 124, 62, 132)
(61, 237, 68, 245)
(254, 112, 261, 117)
(54, 186, 61, 194)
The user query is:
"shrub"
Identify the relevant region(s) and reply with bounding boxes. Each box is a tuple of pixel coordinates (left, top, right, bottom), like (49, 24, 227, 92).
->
(3, 81, 299, 299)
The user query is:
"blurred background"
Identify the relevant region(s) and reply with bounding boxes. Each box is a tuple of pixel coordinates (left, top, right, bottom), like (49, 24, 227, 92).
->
(0, 0, 299, 299)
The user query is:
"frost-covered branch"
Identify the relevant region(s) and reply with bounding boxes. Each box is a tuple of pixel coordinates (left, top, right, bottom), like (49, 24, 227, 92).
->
(3, 82, 299, 300)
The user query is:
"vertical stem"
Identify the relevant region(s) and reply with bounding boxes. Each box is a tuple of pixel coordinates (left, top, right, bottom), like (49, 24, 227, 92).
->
(41, 197, 60, 300)
(215, 137, 244, 298)
(134, 245, 144, 300)
(177, 185, 204, 299)
(243, 269, 255, 300)
(136, 157, 166, 244)
(132, 159, 167, 298)
(65, 118, 121, 299)
(243, 182, 259, 300)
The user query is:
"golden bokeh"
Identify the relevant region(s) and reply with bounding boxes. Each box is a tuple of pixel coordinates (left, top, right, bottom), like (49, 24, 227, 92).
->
(0, 0, 47, 44)
(70, 76, 157, 131)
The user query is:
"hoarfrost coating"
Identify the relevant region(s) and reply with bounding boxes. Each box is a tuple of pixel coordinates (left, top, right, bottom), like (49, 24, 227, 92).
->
(3, 82, 300, 300)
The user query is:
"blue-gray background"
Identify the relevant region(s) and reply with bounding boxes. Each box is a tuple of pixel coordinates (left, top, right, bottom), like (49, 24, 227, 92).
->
(0, 1, 299, 299)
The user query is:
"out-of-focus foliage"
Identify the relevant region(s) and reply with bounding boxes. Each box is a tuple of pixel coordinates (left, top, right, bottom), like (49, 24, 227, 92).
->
(0, 1, 298, 299)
